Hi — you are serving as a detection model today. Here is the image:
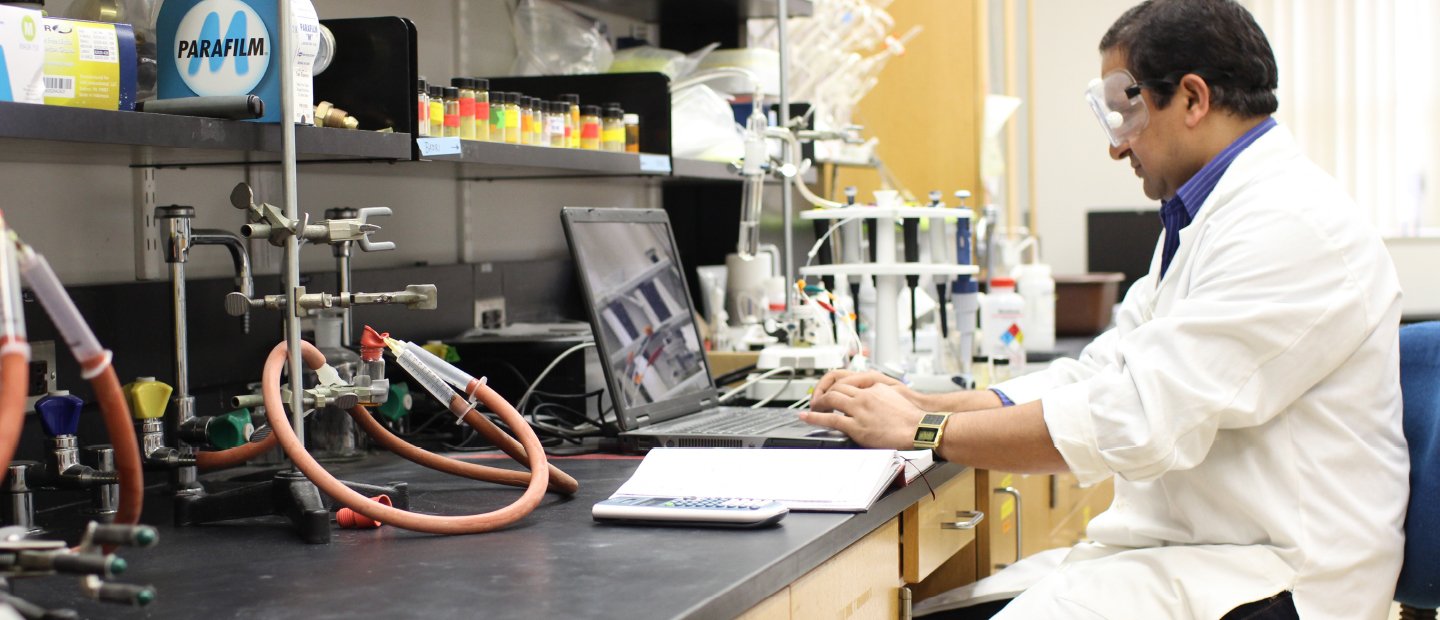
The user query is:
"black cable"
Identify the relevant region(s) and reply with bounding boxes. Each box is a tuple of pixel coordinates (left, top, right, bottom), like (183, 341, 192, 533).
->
(712, 364, 759, 388)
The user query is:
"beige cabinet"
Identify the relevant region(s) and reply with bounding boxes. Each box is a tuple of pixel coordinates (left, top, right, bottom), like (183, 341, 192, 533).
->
(986, 472, 1115, 573)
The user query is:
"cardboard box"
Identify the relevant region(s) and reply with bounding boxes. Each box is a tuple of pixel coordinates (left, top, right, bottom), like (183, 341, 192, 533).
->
(43, 18, 137, 110)
(0, 4, 44, 104)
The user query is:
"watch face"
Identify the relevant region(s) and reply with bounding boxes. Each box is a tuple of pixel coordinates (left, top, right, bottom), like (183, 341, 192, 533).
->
(920, 413, 947, 426)
(915, 428, 939, 443)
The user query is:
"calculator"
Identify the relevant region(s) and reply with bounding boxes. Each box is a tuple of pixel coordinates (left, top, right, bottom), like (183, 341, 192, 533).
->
(591, 496, 789, 528)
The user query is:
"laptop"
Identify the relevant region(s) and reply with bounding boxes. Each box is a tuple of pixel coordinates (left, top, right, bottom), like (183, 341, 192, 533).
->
(561, 207, 852, 451)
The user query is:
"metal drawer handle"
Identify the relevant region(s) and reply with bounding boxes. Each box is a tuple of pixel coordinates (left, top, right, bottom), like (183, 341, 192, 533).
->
(939, 510, 985, 530)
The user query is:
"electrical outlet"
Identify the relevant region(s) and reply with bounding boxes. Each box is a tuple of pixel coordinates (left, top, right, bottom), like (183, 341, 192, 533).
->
(26, 340, 57, 413)
(475, 296, 506, 330)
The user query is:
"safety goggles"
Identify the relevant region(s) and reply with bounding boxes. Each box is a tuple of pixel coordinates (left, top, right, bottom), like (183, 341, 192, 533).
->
(1085, 70, 1149, 148)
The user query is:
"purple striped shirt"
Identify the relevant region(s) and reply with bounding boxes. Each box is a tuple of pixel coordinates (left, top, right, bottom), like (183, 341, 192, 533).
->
(1159, 117, 1276, 279)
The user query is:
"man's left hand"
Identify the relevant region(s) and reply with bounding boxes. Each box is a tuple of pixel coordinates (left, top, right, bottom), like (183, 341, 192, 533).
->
(800, 383, 927, 450)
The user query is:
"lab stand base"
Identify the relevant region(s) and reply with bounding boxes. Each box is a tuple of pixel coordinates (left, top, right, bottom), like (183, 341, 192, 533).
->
(172, 472, 410, 545)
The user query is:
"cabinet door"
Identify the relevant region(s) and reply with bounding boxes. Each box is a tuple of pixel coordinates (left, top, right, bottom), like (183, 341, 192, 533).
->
(988, 472, 1052, 570)
(902, 468, 979, 583)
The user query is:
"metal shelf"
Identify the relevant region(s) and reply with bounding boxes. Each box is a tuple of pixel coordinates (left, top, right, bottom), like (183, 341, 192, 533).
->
(669, 157, 819, 184)
(444, 140, 673, 180)
(0, 101, 412, 167)
(567, 0, 812, 21)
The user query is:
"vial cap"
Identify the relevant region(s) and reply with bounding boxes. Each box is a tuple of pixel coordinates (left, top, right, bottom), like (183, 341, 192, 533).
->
(561, 93, 581, 104)
(443, 86, 459, 98)
(451, 77, 470, 89)
(990, 277, 1016, 289)
(473, 78, 489, 90)
(416, 78, 427, 91)
(623, 113, 639, 124)
(604, 106, 624, 119)
(507, 92, 520, 104)
(582, 104, 601, 115)
(428, 85, 443, 98)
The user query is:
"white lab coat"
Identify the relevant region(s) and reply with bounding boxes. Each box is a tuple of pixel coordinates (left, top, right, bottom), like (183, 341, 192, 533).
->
(979, 125, 1408, 619)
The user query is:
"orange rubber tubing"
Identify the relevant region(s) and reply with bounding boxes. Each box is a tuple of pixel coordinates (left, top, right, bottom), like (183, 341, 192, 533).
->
(349, 404, 579, 495)
(264, 341, 550, 534)
(83, 359, 145, 526)
(195, 432, 278, 470)
(0, 352, 29, 481)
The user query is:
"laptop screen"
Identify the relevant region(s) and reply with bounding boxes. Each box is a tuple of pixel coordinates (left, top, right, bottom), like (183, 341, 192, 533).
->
(563, 209, 713, 417)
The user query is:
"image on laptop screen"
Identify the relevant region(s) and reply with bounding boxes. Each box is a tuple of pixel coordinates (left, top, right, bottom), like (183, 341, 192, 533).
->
(568, 220, 710, 410)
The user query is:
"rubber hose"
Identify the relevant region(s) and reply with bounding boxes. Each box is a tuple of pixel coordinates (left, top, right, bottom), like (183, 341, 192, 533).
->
(263, 341, 550, 534)
(349, 404, 578, 495)
(195, 433, 278, 470)
(457, 378, 580, 493)
(0, 352, 29, 479)
(84, 361, 145, 525)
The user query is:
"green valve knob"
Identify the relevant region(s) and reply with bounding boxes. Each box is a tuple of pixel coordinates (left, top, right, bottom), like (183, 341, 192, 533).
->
(136, 587, 156, 606)
(207, 409, 254, 450)
(377, 383, 412, 422)
(123, 377, 172, 420)
(134, 527, 158, 547)
(109, 556, 127, 575)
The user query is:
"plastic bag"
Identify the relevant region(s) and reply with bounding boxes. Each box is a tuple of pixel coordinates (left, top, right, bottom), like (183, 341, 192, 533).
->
(671, 84, 744, 161)
(510, 0, 614, 75)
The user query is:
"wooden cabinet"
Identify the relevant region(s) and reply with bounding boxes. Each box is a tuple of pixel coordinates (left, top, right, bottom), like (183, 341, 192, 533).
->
(902, 468, 980, 583)
(985, 472, 1115, 573)
(739, 518, 904, 620)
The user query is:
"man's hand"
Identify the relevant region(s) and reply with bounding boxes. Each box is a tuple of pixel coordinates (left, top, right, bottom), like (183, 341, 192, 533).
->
(800, 383, 927, 450)
(811, 370, 924, 412)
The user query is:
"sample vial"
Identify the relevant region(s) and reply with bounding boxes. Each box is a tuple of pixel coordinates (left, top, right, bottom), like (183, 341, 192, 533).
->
(580, 104, 602, 150)
(519, 96, 534, 145)
(427, 85, 444, 138)
(442, 87, 461, 138)
(538, 101, 553, 147)
(562, 94, 581, 149)
(489, 91, 506, 143)
(602, 103, 625, 152)
(416, 78, 430, 137)
(529, 97, 545, 146)
(548, 102, 566, 148)
(623, 113, 640, 153)
(452, 78, 476, 140)
(503, 92, 521, 144)
(474, 78, 490, 141)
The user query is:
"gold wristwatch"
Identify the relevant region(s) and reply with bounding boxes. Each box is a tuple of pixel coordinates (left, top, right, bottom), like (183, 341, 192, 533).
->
(913, 412, 955, 452)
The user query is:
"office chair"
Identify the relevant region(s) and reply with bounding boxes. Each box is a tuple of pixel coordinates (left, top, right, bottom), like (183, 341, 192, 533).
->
(1398, 321, 1440, 619)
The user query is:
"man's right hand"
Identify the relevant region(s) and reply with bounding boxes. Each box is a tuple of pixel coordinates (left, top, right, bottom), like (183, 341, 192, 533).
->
(809, 370, 1006, 413)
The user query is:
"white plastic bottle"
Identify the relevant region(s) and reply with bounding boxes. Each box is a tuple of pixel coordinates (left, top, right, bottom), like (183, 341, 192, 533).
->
(1013, 263, 1055, 353)
(980, 277, 1026, 373)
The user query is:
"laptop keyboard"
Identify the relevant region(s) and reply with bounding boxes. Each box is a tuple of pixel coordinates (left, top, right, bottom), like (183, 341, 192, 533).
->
(660, 407, 799, 435)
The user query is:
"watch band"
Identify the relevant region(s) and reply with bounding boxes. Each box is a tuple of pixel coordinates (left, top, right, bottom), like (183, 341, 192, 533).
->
(913, 411, 955, 452)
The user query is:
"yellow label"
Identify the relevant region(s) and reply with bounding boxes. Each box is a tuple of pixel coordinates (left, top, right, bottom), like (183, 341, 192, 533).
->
(1000, 497, 1015, 521)
(42, 18, 129, 110)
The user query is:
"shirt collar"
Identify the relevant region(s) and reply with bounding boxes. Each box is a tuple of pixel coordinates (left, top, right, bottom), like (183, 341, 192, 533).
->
(1167, 117, 1277, 219)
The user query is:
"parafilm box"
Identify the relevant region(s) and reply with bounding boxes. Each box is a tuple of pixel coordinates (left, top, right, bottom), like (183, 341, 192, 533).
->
(43, 18, 137, 110)
(0, 4, 44, 104)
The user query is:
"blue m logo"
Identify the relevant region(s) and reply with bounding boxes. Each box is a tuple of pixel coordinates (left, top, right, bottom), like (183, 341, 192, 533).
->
(172, 0, 269, 97)
(189, 10, 254, 76)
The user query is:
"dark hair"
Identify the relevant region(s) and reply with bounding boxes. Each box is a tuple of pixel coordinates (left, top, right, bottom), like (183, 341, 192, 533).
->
(1099, 0, 1278, 117)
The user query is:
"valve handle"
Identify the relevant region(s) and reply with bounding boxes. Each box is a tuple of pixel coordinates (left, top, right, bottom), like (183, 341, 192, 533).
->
(36, 391, 84, 438)
(122, 378, 172, 421)
(355, 207, 395, 252)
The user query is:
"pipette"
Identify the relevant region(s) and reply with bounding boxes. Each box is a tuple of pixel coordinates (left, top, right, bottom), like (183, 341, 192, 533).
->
(903, 213, 920, 354)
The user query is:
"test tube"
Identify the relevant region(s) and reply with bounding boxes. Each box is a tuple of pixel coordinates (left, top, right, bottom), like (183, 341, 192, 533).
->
(427, 85, 444, 138)
(503, 92, 521, 144)
(623, 113, 640, 153)
(489, 91, 506, 143)
(416, 78, 430, 137)
(549, 102, 567, 148)
(452, 78, 476, 140)
(473, 78, 490, 141)
(580, 105, 601, 150)
(602, 103, 625, 152)
(562, 94, 581, 148)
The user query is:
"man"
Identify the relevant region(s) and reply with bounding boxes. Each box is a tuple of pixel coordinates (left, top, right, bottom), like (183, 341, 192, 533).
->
(799, 1, 1409, 618)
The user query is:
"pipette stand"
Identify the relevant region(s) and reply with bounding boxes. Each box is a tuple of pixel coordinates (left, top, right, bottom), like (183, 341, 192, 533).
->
(799, 206, 976, 373)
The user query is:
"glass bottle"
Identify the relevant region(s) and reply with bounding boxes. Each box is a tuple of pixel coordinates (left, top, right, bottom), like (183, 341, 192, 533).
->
(489, 91, 507, 143)
(623, 113, 640, 153)
(503, 92, 521, 145)
(442, 86, 460, 138)
(549, 102, 567, 148)
(452, 78, 476, 140)
(562, 94, 581, 149)
(428, 85, 444, 138)
(530, 97, 546, 146)
(580, 105, 602, 150)
(67, 0, 159, 101)
(474, 78, 490, 141)
(416, 78, 430, 137)
(601, 104, 625, 152)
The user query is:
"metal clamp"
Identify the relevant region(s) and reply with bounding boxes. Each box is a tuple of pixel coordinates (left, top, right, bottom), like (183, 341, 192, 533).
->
(939, 510, 985, 530)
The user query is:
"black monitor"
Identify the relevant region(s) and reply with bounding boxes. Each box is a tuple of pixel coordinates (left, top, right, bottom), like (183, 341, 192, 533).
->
(1087, 209, 1162, 299)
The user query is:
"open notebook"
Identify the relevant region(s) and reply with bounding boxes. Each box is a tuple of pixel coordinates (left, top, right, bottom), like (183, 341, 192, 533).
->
(610, 448, 936, 512)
